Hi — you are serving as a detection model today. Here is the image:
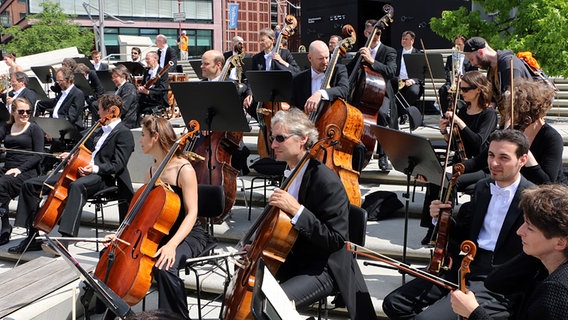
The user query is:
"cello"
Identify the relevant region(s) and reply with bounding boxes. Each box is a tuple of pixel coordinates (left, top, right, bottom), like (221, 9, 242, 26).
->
(223, 136, 336, 320)
(33, 106, 120, 233)
(190, 53, 247, 220)
(309, 25, 364, 206)
(256, 15, 297, 159)
(347, 4, 394, 167)
(94, 121, 199, 306)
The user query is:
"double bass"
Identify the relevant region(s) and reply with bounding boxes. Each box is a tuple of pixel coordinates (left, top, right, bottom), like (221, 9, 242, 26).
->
(256, 15, 297, 159)
(33, 106, 120, 233)
(347, 4, 394, 167)
(309, 25, 364, 206)
(191, 53, 247, 220)
(94, 121, 199, 305)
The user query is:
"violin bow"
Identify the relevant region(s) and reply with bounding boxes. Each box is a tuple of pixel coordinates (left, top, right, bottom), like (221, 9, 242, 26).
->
(510, 56, 514, 127)
(420, 39, 442, 116)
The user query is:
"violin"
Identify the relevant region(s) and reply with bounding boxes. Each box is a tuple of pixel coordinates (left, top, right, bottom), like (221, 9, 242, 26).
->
(458, 240, 477, 320)
(33, 106, 120, 233)
(94, 121, 200, 306)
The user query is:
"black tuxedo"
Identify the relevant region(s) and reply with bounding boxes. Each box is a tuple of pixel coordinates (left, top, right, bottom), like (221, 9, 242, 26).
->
(251, 48, 299, 74)
(115, 81, 139, 128)
(277, 159, 377, 320)
(291, 64, 349, 110)
(139, 66, 169, 115)
(13, 121, 135, 236)
(37, 85, 85, 130)
(6, 87, 38, 110)
(157, 46, 178, 71)
(383, 176, 534, 320)
(94, 62, 109, 71)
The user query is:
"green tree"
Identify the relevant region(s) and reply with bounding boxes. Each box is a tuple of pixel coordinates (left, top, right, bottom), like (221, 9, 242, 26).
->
(430, 0, 568, 77)
(0, 1, 93, 57)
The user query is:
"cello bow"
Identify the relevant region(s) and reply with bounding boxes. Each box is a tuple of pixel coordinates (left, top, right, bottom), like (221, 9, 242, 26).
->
(419, 39, 443, 117)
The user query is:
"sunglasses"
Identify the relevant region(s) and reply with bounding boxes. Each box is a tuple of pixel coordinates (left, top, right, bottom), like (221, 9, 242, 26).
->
(16, 109, 32, 115)
(460, 86, 475, 93)
(270, 133, 295, 143)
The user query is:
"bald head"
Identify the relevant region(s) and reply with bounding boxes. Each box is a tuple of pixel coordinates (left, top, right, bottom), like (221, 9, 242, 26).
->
(201, 50, 225, 80)
(308, 40, 330, 74)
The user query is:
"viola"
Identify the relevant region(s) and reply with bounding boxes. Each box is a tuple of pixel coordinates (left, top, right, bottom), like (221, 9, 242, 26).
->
(94, 121, 200, 306)
(223, 137, 336, 320)
(458, 240, 477, 320)
(347, 4, 394, 168)
(33, 106, 120, 233)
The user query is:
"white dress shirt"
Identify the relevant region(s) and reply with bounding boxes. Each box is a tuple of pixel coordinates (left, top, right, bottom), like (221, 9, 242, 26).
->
(90, 119, 121, 173)
(53, 84, 75, 118)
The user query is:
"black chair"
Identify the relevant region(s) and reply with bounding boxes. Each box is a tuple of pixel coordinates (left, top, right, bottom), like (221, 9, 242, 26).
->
(86, 186, 121, 251)
(247, 157, 287, 220)
(317, 204, 368, 320)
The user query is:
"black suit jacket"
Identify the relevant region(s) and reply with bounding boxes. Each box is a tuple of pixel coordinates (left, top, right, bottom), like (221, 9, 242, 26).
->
(87, 69, 105, 100)
(251, 48, 299, 74)
(116, 82, 139, 128)
(94, 62, 109, 71)
(291, 64, 349, 110)
(139, 66, 169, 109)
(346, 42, 397, 81)
(9, 87, 38, 109)
(38, 85, 85, 129)
(277, 159, 377, 320)
(157, 46, 178, 70)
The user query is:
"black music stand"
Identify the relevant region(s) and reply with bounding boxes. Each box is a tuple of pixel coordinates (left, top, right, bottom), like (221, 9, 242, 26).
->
(370, 124, 443, 283)
(0, 105, 9, 122)
(114, 61, 145, 76)
(73, 57, 95, 70)
(43, 236, 134, 320)
(189, 59, 203, 79)
(73, 73, 94, 97)
(27, 77, 49, 101)
(291, 52, 310, 71)
(243, 57, 253, 73)
(171, 81, 250, 183)
(31, 66, 56, 83)
(403, 53, 446, 118)
(96, 71, 116, 92)
(32, 117, 81, 141)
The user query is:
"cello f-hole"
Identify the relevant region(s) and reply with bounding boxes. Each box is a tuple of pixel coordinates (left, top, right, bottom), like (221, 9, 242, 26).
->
(131, 230, 142, 259)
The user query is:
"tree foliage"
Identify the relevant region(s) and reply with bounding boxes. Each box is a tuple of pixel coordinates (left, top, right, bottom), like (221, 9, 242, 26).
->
(0, 1, 93, 57)
(430, 0, 568, 77)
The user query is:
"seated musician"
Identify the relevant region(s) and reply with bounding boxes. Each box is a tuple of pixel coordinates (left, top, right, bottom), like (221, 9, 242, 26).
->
(383, 129, 533, 320)
(2, 71, 38, 112)
(393, 30, 421, 124)
(267, 108, 377, 320)
(75, 63, 105, 123)
(105, 115, 213, 320)
(420, 70, 497, 244)
(346, 19, 397, 171)
(111, 65, 139, 129)
(251, 28, 299, 73)
(36, 67, 85, 130)
(290, 40, 349, 113)
(91, 50, 109, 72)
(451, 183, 568, 320)
(137, 51, 169, 116)
(8, 94, 134, 254)
(0, 98, 44, 246)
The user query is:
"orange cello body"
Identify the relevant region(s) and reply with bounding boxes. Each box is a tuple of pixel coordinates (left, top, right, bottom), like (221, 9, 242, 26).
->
(192, 131, 242, 219)
(33, 145, 92, 232)
(94, 184, 180, 305)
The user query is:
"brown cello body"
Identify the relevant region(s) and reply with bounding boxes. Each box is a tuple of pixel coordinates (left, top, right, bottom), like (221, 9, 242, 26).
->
(94, 184, 180, 305)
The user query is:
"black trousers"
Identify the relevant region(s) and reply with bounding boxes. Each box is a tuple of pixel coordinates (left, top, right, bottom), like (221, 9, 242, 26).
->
(0, 168, 38, 234)
(279, 265, 336, 309)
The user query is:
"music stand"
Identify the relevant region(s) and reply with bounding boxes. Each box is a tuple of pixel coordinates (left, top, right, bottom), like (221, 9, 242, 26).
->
(291, 52, 310, 71)
(43, 236, 134, 319)
(0, 105, 9, 122)
(403, 53, 446, 119)
(243, 57, 253, 73)
(171, 81, 250, 183)
(189, 59, 203, 79)
(114, 61, 145, 76)
(73, 57, 95, 70)
(370, 124, 443, 283)
(31, 66, 56, 84)
(27, 77, 49, 101)
(73, 73, 94, 97)
(96, 71, 117, 92)
(32, 117, 81, 141)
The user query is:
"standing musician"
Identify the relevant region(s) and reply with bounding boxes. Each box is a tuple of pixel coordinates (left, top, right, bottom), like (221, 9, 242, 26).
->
(2, 71, 38, 112)
(90, 50, 109, 72)
(267, 108, 377, 320)
(155, 34, 178, 71)
(251, 28, 299, 73)
(8, 94, 135, 254)
(346, 19, 397, 171)
(105, 116, 213, 320)
(291, 40, 349, 112)
(383, 129, 533, 319)
(0, 98, 44, 246)
(137, 51, 169, 116)
(112, 65, 139, 129)
(394, 30, 421, 123)
(451, 183, 568, 320)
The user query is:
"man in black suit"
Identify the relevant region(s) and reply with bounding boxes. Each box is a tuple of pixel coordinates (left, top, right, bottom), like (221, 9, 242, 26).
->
(268, 108, 377, 320)
(156, 34, 178, 71)
(112, 65, 139, 128)
(137, 51, 169, 116)
(346, 19, 397, 171)
(37, 67, 85, 130)
(3, 71, 37, 112)
(9, 94, 135, 254)
(90, 50, 109, 71)
(383, 129, 534, 320)
(251, 28, 299, 73)
(291, 40, 348, 112)
(394, 31, 421, 121)
(76, 63, 105, 123)
(223, 35, 245, 61)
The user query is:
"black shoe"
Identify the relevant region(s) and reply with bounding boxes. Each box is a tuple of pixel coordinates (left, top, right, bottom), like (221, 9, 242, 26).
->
(0, 226, 12, 246)
(8, 237, 43, 254)
(421, 226, 434, 246)
(379, 155, 392, 171)
(400, 114, 408, 125)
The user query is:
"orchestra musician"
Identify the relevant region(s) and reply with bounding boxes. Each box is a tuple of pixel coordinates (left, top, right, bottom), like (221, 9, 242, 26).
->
(3, 52, 24, 74)
(75, 63, 105, 123)
(8, 94, 135, 254)
(328, 35, 342, 53)
(346, 19, 397, 171)
(155, 34, 178, 71)
(251, 28, 299, 73)
(111, 65, 139, 129)
(131, 47, 146, 66)
(394, 30, 421, 124)
(268, 108, 377, 320)
(105, 115, 213, 320)
(137, 51, 169, 116)
(451, 183, 568, 320)
(90, 50, 109, 71)
(2, 71, 38, 112)
(0, 98, 44, 246)
(383, 129, 533, 320)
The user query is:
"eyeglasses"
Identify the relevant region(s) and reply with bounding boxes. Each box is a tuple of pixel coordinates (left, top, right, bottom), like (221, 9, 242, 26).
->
(131, 52, 139, 55)
(460, 86, 475, 93)
(16, 109, 32, 115)
(270, 133, 295, 143)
